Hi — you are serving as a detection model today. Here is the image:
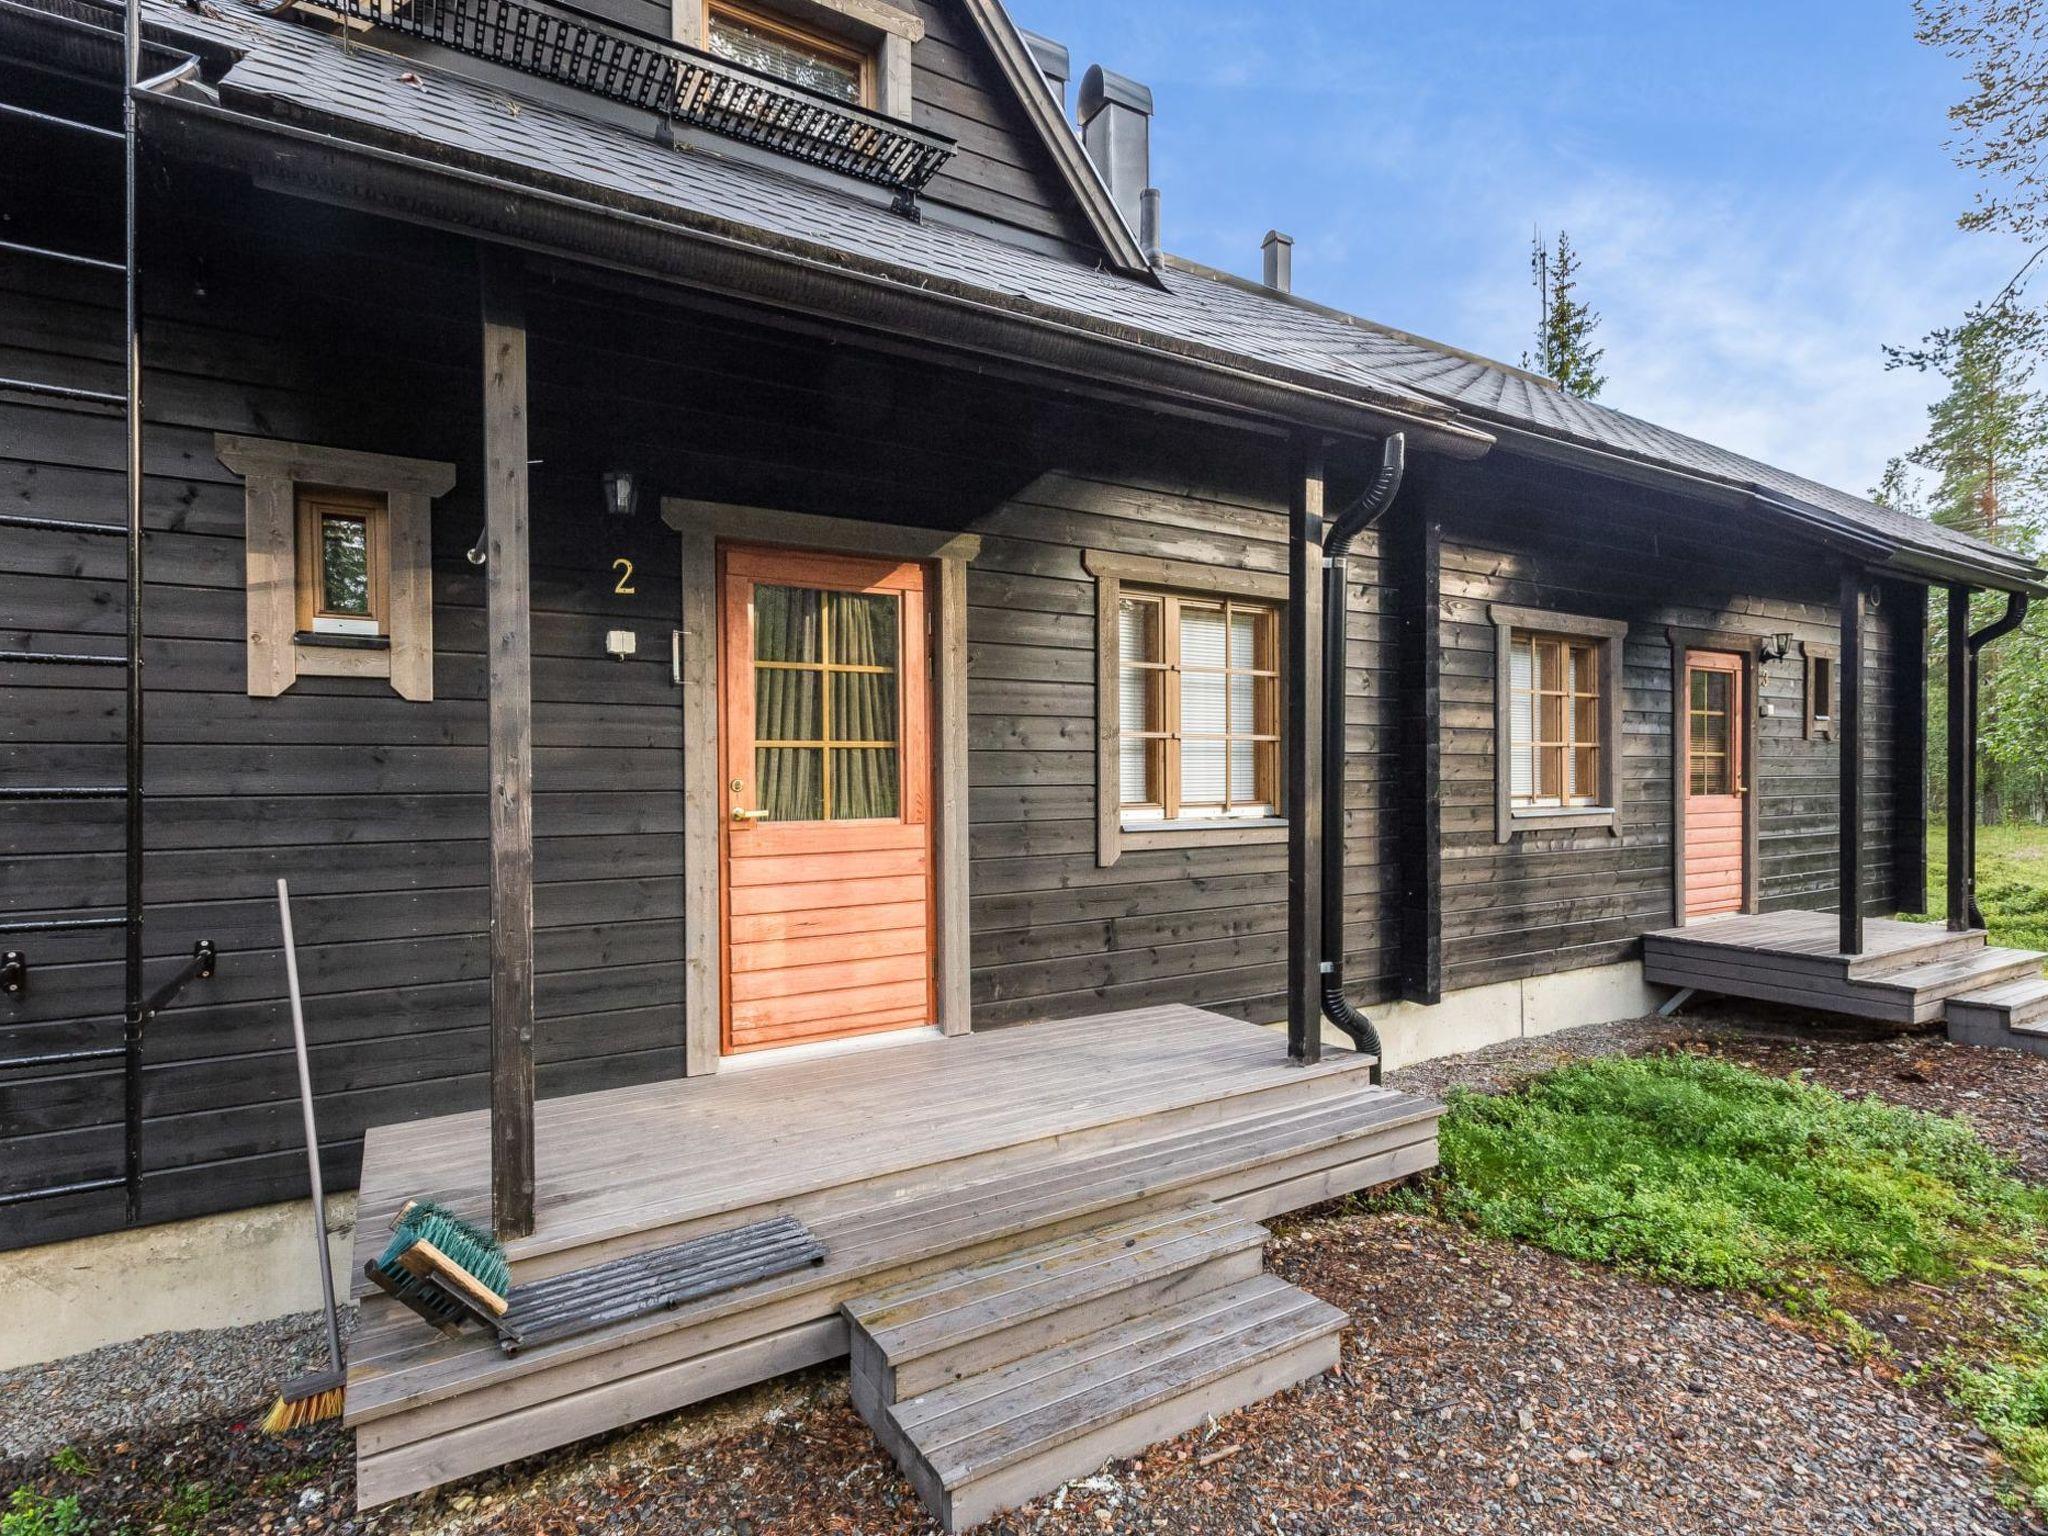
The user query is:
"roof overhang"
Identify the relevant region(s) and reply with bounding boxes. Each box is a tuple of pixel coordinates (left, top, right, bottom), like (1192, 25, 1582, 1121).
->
(1481, 418, 2047, 597)
(132, 91, 1493, 458)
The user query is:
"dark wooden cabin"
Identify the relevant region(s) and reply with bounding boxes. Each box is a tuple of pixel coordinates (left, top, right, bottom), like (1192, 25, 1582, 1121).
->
(2, 0, 2043, 1516)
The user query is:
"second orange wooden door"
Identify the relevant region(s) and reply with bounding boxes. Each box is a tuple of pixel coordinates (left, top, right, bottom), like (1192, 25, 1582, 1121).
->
(718, 546, 933, 1054)
(1682, 651, 1746, 920)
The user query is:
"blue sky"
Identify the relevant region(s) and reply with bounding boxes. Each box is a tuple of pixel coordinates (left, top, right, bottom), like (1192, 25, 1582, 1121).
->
(1012, 0, 2033, 498)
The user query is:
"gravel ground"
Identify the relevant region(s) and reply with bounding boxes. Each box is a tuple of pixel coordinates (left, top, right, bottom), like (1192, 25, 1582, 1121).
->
(0, 1309, 352, 1462)
(4, 1005, 2045, 1535)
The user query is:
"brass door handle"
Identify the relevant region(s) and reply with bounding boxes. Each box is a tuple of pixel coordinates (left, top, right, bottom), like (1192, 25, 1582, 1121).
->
(730, 807, 771, 823)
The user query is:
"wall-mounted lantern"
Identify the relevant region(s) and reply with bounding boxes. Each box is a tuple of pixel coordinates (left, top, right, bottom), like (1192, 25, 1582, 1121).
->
(603, 468, 641, 520)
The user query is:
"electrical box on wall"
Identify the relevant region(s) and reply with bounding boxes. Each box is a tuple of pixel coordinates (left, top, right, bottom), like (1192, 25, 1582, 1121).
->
(605, 629, 638, 660)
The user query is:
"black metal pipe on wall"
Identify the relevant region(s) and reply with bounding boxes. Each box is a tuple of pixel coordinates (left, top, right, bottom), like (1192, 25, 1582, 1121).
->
(1318, 435, 1405, 1083)
(1960, 590, 2032, 929)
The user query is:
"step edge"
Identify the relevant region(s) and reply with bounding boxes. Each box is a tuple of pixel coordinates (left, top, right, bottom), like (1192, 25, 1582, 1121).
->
(918, 1296, 1349, 1489)
(861, 1224, 1271, 1363)
(843, 1203, 1246, 1326)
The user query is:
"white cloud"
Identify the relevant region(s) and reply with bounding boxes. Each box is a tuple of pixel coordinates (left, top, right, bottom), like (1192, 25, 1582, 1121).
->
(1449, 168, 2027, 497)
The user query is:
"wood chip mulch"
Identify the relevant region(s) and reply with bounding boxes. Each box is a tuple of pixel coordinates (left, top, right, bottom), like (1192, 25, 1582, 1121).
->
(6, 1006, 2046, 1535)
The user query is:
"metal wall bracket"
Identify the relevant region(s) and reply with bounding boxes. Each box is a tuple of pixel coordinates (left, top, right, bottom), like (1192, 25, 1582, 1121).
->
(1, 951, 23, 997)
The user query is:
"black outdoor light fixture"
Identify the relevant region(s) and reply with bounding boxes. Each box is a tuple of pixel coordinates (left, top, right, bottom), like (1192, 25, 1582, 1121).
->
(603, 468, 640, 520)
(1761, 631, 1796, 664)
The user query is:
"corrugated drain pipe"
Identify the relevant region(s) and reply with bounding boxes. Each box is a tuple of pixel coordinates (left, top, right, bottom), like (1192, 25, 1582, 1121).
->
(1320, 433, 1406, 1084)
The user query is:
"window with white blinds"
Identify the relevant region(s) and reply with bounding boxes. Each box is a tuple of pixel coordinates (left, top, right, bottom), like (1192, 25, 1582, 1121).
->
(1117, 592, 1279, 821)
(1507, 631, 1605, 808)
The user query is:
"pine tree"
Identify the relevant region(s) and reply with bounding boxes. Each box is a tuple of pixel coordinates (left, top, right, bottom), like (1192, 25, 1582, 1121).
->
(1521, 230, 1608, 400)
(1886, 297, 2048, 823)
(1914, 1, 2048, 241)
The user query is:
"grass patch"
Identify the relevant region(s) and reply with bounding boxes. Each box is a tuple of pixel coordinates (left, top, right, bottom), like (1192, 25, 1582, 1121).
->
(1921, 822, 2048, 954)
(1428, 1051, 2048, 1511)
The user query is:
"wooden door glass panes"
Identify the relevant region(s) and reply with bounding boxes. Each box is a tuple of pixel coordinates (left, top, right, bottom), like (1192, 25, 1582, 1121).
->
(1119, 592, 1279, 822)
(753, 584, 901, 822)
(1509, 632, 1603, 808)
(1689, 668, 1734, 796)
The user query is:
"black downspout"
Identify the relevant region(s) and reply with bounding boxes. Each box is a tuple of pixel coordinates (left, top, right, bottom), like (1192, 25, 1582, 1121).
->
(1319, 434, 1406, 1084)
(1963, 591, 2032, 929)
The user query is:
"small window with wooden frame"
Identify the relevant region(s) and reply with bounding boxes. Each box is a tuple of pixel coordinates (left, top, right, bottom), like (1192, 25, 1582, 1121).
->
(1489, 603, 1627, 841)
(1086, 550, 1288, 867)
(217, 436, 455, 701)
(1804, 643, 1837, 741)
(703, 0, 875, 106)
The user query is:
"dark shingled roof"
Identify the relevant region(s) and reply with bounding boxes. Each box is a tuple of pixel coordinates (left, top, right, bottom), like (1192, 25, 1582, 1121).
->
(118, 0, 2047, 590)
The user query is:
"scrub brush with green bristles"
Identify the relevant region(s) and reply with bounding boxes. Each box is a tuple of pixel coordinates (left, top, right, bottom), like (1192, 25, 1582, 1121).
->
(364, 1198, 513, 1334)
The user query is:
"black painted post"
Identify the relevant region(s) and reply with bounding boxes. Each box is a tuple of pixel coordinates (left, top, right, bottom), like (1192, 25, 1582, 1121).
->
(1838, 569, 1866, 957)
(1286, 437, 1326, 1064)
(1946, 586, 1971, 931)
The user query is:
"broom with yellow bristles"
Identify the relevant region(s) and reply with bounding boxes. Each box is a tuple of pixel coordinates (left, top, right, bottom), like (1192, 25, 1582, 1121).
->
(261, 878, 348, 1432)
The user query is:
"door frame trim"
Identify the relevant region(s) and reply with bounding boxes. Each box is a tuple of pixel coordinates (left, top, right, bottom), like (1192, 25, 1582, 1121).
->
(1666, 627, 1763, 925)
(667, 498, 981, 1075)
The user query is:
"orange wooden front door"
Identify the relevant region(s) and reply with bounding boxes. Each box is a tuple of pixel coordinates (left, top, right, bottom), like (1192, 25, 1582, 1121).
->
(1682, 651, 1747, 920)
(718, 546, 933, 1054)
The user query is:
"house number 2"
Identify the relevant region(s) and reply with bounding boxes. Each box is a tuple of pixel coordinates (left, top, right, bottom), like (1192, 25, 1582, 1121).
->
(612, 557, 636, 595)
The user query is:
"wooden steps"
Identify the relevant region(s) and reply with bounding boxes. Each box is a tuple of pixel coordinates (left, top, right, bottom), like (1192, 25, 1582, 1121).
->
(346, 1042, 1439, 1509)
(1644, 911, 2048, 1055)
(1946, 975, 2048, 1058)
(844, 1208, 1344, 1532)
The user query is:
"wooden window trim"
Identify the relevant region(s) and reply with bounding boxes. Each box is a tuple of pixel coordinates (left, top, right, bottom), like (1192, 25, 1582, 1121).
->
(677, 0, 920, 120)
(1489, 603, 1627, 842)
(702, 0, 881, 110)
(1805, 642, 1838, 741)
(1087, 550, 1289, 868)
(216, 435, 454, 701)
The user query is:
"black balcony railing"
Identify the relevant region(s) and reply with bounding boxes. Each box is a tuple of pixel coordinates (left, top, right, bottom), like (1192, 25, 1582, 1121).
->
(293, 0, 956, 198)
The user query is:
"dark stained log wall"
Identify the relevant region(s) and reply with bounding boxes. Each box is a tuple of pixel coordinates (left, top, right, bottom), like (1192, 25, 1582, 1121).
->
(1426, 454, 1923, 994)
(0, 137, 1927, 1254)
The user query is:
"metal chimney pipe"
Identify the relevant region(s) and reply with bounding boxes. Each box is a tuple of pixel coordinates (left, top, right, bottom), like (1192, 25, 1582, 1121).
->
(1077, 65, 1155, 237)
(1262, 230, 1294, 294)
(1020, 30, 1070, 114)
(1138, 187, 1163, 267)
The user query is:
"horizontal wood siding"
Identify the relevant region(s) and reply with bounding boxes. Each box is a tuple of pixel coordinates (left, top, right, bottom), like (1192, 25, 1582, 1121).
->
(0, 164, 685, 1248)
(907, 0, 1103, 256)
(1427, 453, 1920, 995)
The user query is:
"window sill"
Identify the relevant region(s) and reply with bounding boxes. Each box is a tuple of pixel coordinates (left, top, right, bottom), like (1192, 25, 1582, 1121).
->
(1499, 806, 1621, 841)
(294, 631, 391, 651)
(1114, 817, 1289, 859)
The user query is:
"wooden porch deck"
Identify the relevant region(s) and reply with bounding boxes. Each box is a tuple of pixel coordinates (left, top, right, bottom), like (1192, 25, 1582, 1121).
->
(344, 1006, 1442, 1508)
(1644, 910, 2048, 1032)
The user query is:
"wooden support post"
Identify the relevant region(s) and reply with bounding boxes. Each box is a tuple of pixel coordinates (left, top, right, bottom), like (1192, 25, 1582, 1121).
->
(1285, 437, 1326, 1064)
(1838, 568, 1866, 957)
(481, 246, 535, 1240)
(1946, 585, 1972, 931)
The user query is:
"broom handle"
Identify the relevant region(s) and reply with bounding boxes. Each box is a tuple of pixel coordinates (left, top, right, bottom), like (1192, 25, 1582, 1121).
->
(278, 878, 343, 1377)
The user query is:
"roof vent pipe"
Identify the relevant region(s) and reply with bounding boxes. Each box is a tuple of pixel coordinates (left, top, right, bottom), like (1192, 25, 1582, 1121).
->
(1262, 230, 1293, 294)
(1138, 187, 1163, 267)
(1077, 65, 1154, 239)
(1319, 433, 1406, 1082)
(1020, 30, 1070, 114)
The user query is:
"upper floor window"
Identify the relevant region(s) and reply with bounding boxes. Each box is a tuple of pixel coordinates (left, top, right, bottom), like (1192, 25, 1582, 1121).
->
(705, 0, 872, 106)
